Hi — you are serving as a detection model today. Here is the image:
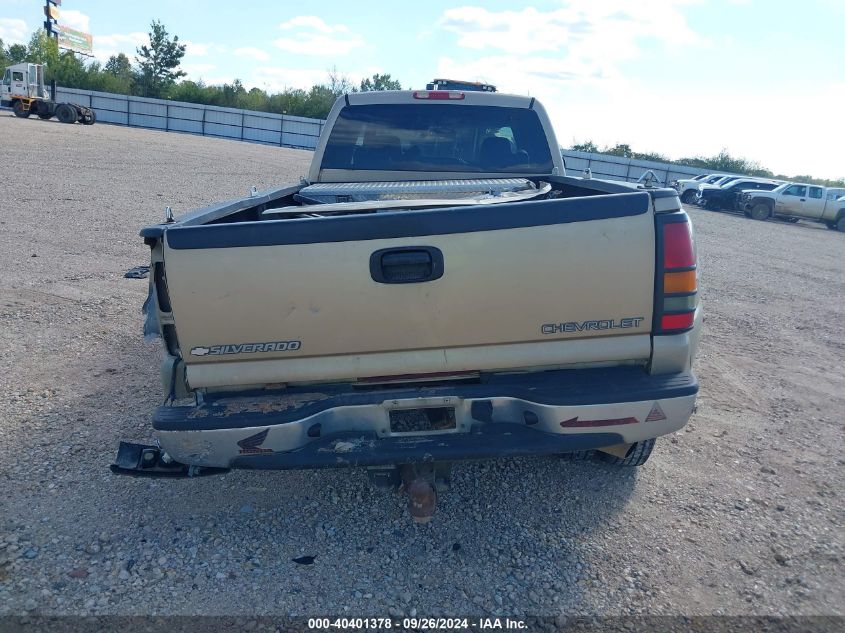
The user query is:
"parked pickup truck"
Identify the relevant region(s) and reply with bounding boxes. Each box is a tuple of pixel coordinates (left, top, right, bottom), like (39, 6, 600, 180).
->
(673, 173, 730, 204)
(740, 182, 845, 230)
(113, 87, 702, 520)
(695, 177, 781, 211)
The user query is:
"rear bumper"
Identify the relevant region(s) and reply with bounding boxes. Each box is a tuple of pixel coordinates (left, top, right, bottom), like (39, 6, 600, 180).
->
(153, 366, 698, 469)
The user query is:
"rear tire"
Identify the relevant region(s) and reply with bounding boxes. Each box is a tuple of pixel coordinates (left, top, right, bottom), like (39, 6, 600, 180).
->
(595, 438, 656, 467)
(837, 216, 845, 232)
(82, 110, 96, 125)
(680, 190, 697, 204)
(12, 101, 30, 118)
(750, 202, 772, 221)
(56, 103, 77, 124)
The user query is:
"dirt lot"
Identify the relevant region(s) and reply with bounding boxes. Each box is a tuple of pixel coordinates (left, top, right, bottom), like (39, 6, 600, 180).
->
(0, 114, 842, 619)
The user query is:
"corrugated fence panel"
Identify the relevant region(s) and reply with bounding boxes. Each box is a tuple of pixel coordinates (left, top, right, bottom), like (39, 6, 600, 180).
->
(35, 86, 324, 150)
(4, 87, 742, 174)
(168, 105, 204, 121)
(561, 150, 736, 185)
(205, 108, 242, 126)
(243, 114, 281, 132)
(205, 122, 241, 139)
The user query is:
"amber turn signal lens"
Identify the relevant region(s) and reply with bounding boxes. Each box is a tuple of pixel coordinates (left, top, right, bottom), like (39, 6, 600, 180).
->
(663, 270, 697, 294)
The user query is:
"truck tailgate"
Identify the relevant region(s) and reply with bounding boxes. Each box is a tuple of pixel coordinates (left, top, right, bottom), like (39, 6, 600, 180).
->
(161, 191, 655, 387)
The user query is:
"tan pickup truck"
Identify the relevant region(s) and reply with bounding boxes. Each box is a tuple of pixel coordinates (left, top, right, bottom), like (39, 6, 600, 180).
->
(113, 86, 702, 519)
(740, 182, 845, 230)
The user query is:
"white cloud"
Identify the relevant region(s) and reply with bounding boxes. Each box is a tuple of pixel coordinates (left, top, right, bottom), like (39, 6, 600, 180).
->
(181, 62, 217, 77)
(0, 18, 28, 45)
(251, 66, 329, 92)
(59, 9, 90, 33)
(274, 15, 363, 57)
(439, 1, 704, 85)
(235, 47, 271, 62)
(183, 41, 211, 57)
(92, 32, 147, 63)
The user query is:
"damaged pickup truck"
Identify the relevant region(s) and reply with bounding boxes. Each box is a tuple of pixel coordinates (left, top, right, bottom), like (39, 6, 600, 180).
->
(113, 85, 702, 521)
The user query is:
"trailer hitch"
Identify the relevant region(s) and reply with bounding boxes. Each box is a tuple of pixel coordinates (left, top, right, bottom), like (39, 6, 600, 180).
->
(109, 441, 229, 478)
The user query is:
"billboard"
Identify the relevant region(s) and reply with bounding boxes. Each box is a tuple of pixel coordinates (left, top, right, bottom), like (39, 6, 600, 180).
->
(57, 25, 93, 55)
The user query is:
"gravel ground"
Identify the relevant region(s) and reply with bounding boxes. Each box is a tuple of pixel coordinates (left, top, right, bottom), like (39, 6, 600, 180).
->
(0, 114, 842, 619)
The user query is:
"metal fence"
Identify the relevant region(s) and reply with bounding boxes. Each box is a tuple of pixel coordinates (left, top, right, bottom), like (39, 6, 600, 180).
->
(52, 87, 325, 150)
(4, 87, 736, 181)
(560, 149, 732, 185)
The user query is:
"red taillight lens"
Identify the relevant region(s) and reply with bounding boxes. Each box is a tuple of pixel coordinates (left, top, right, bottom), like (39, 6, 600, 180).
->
(663, 222, 695, 269)
(661, 312, 694, 331)
(412, 90, 465, 100)
(656, 215, 697, 334)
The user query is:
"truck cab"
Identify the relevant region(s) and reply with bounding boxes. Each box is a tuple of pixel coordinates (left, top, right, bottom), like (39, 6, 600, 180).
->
(0, 63, 47, 108)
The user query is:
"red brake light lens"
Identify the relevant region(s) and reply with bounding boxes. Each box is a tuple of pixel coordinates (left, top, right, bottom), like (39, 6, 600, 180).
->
(412, 91, 465, 100)
(660, 312, 694, 331)
(663, 222, 695, 269)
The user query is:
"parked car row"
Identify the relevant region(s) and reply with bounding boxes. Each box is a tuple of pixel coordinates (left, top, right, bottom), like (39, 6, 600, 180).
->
(671, 173, 845, 231)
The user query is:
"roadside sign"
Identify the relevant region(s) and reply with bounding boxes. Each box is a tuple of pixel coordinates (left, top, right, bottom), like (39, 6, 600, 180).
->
(44, 5, 60, 20)
(57, 25, 93, 55)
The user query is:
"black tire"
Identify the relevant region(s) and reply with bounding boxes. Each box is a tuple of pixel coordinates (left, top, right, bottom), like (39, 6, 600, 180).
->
(837, 216, 845, 232)
(750, 202, 772, 221)
(680, 190, 697, 204)
(56, 103, 77, 124)
(82, 110, 96, 125)
(595, 438, 656, 467)
(12, 101, 30, 118)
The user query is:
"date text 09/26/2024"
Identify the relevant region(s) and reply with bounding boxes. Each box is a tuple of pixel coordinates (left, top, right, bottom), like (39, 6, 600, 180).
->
(307, 617, 528, 630)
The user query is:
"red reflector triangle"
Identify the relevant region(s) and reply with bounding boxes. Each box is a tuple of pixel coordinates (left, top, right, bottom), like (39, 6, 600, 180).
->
(646, 402, 667, 422)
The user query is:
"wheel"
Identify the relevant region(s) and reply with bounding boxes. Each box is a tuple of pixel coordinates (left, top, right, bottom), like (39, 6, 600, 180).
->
(56, 104, 77, 124)
(680, 190, 697, 204)
(12, 101, 30, 118)
(82, 110, 96, 125)
(750, 202, 772, 221)
(837, 216, 845, 232)
(595, 438, 656, 467)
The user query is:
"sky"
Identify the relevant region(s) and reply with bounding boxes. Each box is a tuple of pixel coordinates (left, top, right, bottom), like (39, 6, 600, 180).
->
(1, 0, 843, 179)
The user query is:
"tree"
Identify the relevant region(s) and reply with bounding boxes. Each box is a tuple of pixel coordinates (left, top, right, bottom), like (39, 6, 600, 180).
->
(105, 53, 133, 79)
(570, 140, 599, 153)
(135, 20, 186, 98)
(326, 66, 355, 96)
(7, 43, 28, 64)
(359, 73, 401, 91)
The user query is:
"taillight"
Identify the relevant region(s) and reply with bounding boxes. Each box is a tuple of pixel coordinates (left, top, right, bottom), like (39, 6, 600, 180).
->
(412, 90, 465, 100)
(654, 213, 697, 334)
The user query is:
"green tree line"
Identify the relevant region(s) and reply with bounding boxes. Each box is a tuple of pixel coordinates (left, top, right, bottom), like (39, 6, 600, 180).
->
(0, 22, 401, 120)
(570, 141, 844, 188)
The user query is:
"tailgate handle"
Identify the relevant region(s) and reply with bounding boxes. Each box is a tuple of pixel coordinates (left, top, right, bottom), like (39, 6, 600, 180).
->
(370, 246, 444, 284)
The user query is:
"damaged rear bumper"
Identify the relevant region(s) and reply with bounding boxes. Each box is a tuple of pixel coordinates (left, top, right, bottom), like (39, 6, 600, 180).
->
(151, 366, 698, 470)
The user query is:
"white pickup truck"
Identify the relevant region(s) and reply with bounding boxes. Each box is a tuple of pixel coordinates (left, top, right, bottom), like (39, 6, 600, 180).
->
(113, 86, 702, 520)
(673, 173, 730, 203)
(739, 182, 845, 229)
